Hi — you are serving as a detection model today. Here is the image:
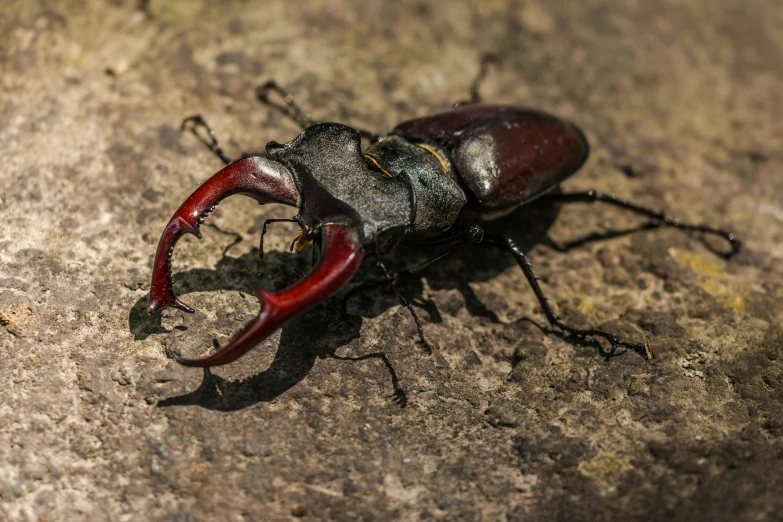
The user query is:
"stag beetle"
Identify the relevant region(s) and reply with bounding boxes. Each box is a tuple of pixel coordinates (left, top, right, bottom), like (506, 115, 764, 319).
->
(147, 56, 739, 367)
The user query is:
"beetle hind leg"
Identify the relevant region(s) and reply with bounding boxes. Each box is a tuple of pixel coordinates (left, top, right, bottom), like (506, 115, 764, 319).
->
(482, 233, 652, 360)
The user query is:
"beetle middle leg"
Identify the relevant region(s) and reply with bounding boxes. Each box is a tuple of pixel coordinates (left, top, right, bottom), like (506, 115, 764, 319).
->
(341, 225, 484, 349)
(256, 80, 383, 143)
(541, 190, 740, 257)
(454, 53, 500, 107)
(340, 259, 433, 352)
(375, 260, 433, 352)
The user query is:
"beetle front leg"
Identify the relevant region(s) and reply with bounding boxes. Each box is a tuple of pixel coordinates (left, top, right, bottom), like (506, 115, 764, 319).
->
(180, 115, 232, 165)
(482, 234, 651, 360)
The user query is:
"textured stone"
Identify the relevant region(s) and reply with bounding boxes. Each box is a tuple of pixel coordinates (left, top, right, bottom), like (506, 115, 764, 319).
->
(1, 0, 782, 520)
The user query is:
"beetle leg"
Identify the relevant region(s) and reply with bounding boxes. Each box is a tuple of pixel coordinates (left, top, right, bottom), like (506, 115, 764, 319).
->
(259, 218, 298, 259)
(376, 261, 431, 352)
(256, 80, 313, 129)
(541, 190, 741, 257)
(177, 224, 364, 367)
(338, 263, 432, 350)
(339, 225, 481, 312)
(340, 225, 484, 348)
(180, 115, 232, 165)
(330, 351, 407, 408)
(396, 225, 485, 280)
(482, 233, 650, 360)
(454, 53, 500, 107)
(256, 80, 383, 143)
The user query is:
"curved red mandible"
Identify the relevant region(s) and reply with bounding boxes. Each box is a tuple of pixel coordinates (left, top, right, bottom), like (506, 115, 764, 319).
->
(177, 224, 364, 367)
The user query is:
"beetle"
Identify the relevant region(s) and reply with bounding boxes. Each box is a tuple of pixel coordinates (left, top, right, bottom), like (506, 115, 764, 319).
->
(147, 56, 739, 367)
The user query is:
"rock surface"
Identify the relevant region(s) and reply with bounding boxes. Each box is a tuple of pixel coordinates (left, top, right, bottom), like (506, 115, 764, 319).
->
(1, 1, 782, 520)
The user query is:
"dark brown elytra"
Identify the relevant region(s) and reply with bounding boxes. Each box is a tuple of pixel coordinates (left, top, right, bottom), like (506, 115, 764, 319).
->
(392, 105, 590, 211)
(148, 55, 739, 372)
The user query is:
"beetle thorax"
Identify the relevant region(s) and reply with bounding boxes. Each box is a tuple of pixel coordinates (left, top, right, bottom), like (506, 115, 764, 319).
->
(365, 136, 467, 237)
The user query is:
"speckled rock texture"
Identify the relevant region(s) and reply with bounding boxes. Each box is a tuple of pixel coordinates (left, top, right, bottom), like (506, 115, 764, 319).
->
(2, 1, 782, 520)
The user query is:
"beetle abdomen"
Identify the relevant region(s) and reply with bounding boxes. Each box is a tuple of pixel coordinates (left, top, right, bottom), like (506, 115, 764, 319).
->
(392, 105, 589, 211)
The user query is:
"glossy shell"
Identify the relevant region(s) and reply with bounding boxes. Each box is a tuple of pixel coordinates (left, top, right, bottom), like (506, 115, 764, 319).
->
(392, 105, 589, 211)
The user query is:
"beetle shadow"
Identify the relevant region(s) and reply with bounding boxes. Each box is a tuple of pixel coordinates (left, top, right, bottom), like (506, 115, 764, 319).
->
(129, 199, 665, 411)
(129, 237, 420, 410)
(153, 299, 401, 411)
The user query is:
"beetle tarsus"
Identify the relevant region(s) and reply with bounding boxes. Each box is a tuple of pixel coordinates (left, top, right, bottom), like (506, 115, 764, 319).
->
(390, 388, 409, 408)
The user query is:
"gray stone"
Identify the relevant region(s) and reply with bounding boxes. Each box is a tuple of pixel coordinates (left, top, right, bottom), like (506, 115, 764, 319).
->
(1, 1, 781, 520)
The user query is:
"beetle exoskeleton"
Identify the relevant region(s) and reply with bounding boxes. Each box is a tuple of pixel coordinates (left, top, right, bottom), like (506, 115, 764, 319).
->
(148, 61, 739, 369)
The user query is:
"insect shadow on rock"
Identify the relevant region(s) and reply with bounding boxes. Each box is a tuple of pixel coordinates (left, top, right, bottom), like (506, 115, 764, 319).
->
(131, 199, 560, 410)
(132, 243, 414, 409)
(145, 54, 740, 398)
